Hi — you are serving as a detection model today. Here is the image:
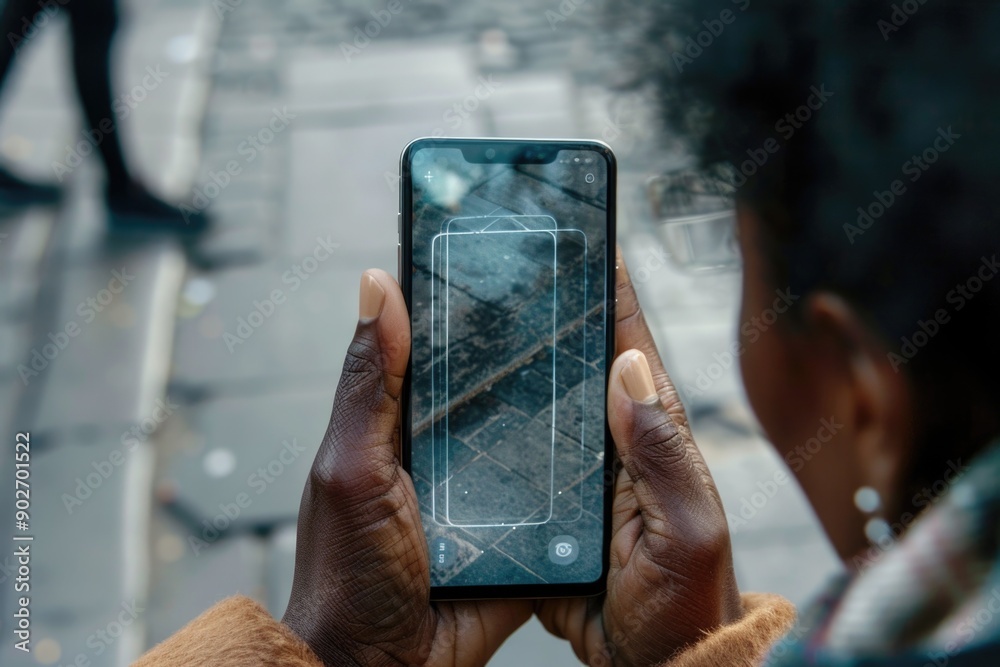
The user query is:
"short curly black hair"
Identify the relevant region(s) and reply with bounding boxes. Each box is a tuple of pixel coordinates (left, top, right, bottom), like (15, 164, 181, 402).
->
(623, 0, 1000, 499)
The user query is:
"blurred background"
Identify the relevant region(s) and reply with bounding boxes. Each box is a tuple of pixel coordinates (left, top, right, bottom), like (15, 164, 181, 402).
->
(0, 0, 842, 664)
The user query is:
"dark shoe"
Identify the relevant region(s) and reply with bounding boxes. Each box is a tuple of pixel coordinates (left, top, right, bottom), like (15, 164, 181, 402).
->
(106, 183, 209, 235)
(0, 165, 62, 206)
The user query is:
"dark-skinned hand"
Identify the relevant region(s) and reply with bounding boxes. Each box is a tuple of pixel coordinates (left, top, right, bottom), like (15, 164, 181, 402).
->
(282, 269, 532, 667)
(534, 250, 744, 667)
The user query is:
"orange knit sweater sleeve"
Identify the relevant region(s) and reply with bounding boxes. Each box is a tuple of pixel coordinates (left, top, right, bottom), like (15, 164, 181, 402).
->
(133, 592, 796, 667)
(660, 593, 798, 667)
(133, 596, 323, 667)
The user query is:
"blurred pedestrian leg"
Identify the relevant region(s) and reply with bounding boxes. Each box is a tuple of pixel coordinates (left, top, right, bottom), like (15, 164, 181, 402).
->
(0, 0, 209, 232)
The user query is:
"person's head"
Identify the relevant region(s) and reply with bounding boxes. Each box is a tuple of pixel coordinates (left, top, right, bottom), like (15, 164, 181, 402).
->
(631, 0, 1000, 561)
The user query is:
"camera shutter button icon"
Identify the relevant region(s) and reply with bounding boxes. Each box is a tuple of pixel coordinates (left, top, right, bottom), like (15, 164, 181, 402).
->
(548, 535, 580, 565)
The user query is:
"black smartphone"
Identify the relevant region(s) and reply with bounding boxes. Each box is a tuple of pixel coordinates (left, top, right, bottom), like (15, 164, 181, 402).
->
(399, 138, 616, 600)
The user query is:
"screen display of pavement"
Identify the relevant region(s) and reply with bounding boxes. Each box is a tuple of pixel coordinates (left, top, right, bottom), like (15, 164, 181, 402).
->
(408, 145, 611, 588)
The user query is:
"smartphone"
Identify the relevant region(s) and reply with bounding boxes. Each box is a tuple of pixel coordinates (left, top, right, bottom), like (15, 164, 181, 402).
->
(399, 138, 616, 600)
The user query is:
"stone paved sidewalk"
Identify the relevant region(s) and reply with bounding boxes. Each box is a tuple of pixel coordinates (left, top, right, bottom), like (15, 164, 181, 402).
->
(0, 1, 215, 664)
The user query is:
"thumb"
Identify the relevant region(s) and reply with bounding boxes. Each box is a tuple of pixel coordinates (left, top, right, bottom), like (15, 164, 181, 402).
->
(603, 353, 744, 660)
(608, 350, 724, 539)
(312, 269, 411, 504)
(284, 271, 428, 666)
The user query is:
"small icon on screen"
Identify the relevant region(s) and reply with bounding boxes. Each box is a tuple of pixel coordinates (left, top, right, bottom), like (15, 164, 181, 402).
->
(432, 538, 457, 568)
(548, 535, 580, 566)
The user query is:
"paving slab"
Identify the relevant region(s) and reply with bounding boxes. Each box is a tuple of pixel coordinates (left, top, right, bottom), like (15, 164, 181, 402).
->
(489, 113, 582, 139)
(118, 6, 213, 138)
(550, 361, 606, 446)
(286, 45, 479, 115)
(481, 73, 578, 137)
(29, 237, 185, 433)
(145, 528, 266, 647)
(170, 260, 367, 388)
(0, 264, 38, 320)
(158, 388, 331, 530)
(0, 208, 54, 271)
(188, 208, 279, 268)
(0, 608, 143, 667)
(0, 430, 153, 666)
(264, 524, 298, 618)
(0, 16, 74, 105)
(126, 1, 218, 199)
(0, 320, 27, 375)
(285, 122, 470, 268)
(201, 92, 287, 133)
(709, 437, 832, 539)
(0, 210, 55, 321)
(0, 23, 77, 177)
(621, 232, 744, 408)
(0, 378, 18, 443)
(183, 166, 284, 268)
(734, 534, 844, 610)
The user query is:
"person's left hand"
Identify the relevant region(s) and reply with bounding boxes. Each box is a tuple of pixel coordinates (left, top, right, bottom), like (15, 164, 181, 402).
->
(282, 269, 532, 667)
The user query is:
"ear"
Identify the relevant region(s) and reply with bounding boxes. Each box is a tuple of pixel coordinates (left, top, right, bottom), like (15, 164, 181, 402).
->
(802, 292, 915, 517)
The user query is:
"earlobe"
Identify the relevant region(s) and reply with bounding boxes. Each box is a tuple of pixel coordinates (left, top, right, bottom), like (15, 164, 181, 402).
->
(804, 293, 915, 518)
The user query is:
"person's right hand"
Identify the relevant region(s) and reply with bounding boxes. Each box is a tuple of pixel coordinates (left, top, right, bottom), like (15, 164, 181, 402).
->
(282, 270, 531, 667)
(535, 251, 744, 666)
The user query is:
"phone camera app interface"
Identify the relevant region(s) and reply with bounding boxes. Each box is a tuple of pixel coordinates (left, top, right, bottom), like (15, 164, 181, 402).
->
(409, 146, 610, 587)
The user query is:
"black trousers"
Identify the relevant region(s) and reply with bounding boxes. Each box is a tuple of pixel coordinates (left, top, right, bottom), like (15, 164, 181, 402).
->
(0, 0, 129, 188)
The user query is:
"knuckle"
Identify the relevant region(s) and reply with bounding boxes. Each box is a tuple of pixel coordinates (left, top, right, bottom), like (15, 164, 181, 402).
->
(310, 454, 400, 508)
(630, 413, 686, 473)
(342, 332, 383, 384)
(685, 515, 732, 565)
(629, 410, 729, 545)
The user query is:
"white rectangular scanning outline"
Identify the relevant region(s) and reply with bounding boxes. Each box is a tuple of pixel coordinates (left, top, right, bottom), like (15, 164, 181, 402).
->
(434, 216, 591, 527)
(428, 214, 589, 528)
(428, 229, 590, 527)
(542, 226, 589, 526)
(434, 225, 557, 527)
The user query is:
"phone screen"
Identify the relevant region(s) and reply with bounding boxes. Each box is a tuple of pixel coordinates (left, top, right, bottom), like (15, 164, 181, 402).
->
(401, 139, 615, 598)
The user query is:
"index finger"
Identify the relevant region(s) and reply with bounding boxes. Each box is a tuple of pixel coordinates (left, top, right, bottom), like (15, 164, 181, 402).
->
(614, 246, 689, 430)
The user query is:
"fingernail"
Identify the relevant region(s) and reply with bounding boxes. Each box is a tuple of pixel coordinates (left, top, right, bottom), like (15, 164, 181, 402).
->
(620, 351, 658, 404)
(359, 273, 385, 321)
